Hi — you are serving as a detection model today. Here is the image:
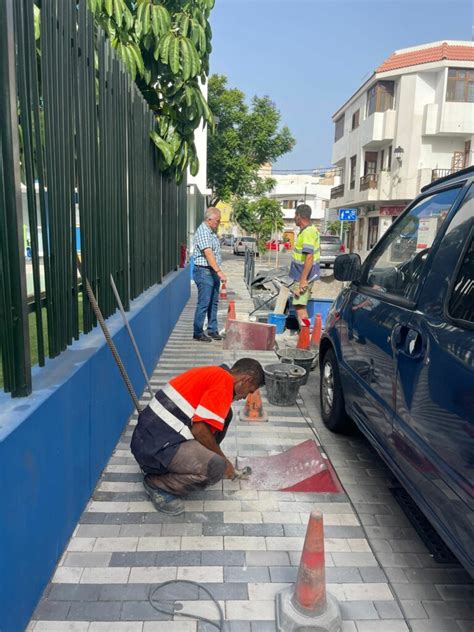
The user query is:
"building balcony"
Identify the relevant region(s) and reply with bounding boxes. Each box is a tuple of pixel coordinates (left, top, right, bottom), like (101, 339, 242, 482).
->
(424, 102, 474, 136)
(330, 184, 345, 199)
(360, 174, 378, 191)
(360, 109, 396, 148)
(431, 168, 463, 182)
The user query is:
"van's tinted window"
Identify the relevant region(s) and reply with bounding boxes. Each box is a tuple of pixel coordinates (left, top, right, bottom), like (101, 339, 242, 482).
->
(449, 236, 474, 324)
(364, 186, 461, 301)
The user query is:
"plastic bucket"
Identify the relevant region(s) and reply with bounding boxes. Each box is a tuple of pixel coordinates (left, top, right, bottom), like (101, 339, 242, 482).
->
(275, 347, 316, 385)
(267, 313, 286, 334)
(264, 362, 306, 406)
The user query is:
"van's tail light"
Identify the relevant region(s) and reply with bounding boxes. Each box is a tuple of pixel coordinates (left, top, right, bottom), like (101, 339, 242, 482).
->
(339, 244, 346, 253)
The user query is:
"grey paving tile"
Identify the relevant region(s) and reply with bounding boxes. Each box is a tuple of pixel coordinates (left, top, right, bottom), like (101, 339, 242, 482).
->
(269, 566, 298, 582)
(409, 620, 462, 631)
(156, 551, 202, 566)
(359, 567, 388, 583)
(80, 512, 106, 524)
(422, 600, 474, 619)
(183, 512, 224, 523)
(33, 600, 71, 620)
(109, 552, 158, 567)
(246, 551, 290, 566)
(224, 566, 270, 583)
(48, 584, 100, 601)
(199, 583, 248, 600)
(326, 567, 364, 583)
(400, 600, 428, 619)
(282, 524, 307, 537)
(67, 601, 122, 621)
(392, 583, 442, 600)
(435, 584, 474, 601)
(201, 551, 245, 566)
(202, 523, 243, 536)
(374, 600, 404, 619)
(375, 552, 423, 568)
(63, 552, 112, 567)
(76, 525, 122, 537)
(251, 624, 276, 632)
(243, 524, 284, 537)
(121, 600, 172, 621)
(198, 622, 250, 632)
(99, 583, 151, 601)
(339, 601, 379, 620)
(457, 621, 474, 632)
(161, 523, 202, 536)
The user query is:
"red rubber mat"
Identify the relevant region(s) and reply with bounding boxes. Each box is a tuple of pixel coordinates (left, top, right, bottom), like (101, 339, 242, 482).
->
(236, 439, 344, 493)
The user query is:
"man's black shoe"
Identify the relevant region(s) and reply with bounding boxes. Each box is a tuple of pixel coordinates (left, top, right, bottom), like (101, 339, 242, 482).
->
(207, 331, 223, 340)
(193, 333, 212, 342)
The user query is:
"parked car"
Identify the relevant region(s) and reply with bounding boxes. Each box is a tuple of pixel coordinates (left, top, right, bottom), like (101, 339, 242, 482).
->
(319, 166, 474, 576)
(234, 236, 258, 255)
(265, 239, 291, 251)
(220, 234, 234, 247)
(320, 234, 345, 267)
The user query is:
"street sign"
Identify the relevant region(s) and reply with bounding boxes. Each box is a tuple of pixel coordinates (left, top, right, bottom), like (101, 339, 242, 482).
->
(339, 208, 357, 221)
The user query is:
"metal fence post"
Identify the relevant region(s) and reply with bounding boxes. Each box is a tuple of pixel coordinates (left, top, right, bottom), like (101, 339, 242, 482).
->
(0, 0, 32, 396)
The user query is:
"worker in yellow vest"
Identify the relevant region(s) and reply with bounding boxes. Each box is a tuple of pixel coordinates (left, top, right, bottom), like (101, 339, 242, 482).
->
(289, 204, 320, 328)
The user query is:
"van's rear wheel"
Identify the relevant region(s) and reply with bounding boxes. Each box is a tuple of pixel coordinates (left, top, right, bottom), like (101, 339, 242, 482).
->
(320, 349, 351, 433)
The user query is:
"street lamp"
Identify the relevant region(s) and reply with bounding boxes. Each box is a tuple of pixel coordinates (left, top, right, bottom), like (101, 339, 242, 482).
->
(394, 146, 404, 165)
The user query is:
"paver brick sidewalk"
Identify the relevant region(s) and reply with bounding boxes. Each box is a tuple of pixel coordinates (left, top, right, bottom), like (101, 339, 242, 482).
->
(28, 258, 473, 632)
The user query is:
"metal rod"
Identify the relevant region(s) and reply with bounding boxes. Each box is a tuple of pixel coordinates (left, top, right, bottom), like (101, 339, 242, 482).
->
(110, 273, 153, 398)
(76, 256, 141, 413)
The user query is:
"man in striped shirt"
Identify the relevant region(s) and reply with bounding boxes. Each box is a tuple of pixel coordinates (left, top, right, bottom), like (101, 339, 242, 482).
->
(131, 358, 265, 515)
(192, 207, 227, 342)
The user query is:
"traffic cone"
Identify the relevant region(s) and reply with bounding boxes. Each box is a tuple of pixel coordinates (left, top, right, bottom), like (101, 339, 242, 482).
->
(225, 300, 236, 331)
(220, 281, 228, 300)
(239, 389, 268, 422)
(310, 313, 322, 349)
(297, 325, 310, 350)
(275, 511, 341, 631)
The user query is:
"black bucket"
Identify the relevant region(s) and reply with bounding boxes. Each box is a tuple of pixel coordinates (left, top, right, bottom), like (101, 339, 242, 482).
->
(263, 362, 306, 406)
(275, 348, 317, 385)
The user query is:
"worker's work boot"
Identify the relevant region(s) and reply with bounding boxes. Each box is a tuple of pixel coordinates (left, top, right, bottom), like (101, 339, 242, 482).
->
(143, 476, 184, 515)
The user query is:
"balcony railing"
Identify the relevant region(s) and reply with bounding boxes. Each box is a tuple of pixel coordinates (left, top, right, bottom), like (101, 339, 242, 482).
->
(431, 168, 463, 182)
(360, 173, 378, 191)
(330, 184, 345, 199)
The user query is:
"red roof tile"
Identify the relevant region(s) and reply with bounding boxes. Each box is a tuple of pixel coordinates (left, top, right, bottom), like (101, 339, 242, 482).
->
(376, 42, 474, 73)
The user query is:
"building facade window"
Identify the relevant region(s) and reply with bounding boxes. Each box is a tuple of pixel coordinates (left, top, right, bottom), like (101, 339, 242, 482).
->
(351, 109, 360, 130)
(334, 115, 345, 142)
(364, 152, 378, 176)
(367, 217, 379, 250)
(350, 155, 357, 189)
(387, 145, 392, 171)
(446, 68, 474, 103)
(380, 149, 385, 171)
(282, 200, 297, 209)
(366, 81, 395, 116)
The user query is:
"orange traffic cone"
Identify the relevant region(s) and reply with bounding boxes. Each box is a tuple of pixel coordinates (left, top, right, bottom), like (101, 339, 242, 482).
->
(225, 300, 236, 331)
(275, 511, 341, 629)
(220, 281, 228, 300)
(239, 389, 268, 422)
(297, 325, 310, 350)
(310, 313, 322, 349)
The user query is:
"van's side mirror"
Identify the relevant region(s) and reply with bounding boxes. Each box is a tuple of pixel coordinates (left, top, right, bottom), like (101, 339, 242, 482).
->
(334, 253, 362, 282)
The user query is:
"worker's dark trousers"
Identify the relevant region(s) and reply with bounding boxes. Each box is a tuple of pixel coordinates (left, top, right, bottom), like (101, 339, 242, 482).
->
(148, 409, 233, 497)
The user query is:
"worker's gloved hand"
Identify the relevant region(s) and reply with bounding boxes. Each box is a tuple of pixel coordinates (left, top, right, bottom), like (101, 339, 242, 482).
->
(232, 466, 252, 480)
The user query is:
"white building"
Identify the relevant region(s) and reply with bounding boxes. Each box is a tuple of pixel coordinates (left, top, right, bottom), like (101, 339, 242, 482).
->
(187, 80, 211, 248)
(330, 40, 474, 258)
(265, 170, 338, 244)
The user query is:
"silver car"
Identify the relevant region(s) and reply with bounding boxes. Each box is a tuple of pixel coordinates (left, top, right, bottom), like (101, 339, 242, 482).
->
(320, 234, 345, 267)
(233, 236, 257, 255)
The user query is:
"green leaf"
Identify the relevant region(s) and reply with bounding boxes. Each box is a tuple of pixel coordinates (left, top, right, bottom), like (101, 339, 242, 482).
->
(141, 1, 151, 35)
(180, 13, 190, 37)
(105, 0, 113, 17)
(113, 0, 123, 27)
(159, 32, 172, 64)
(190, 153, 199, 176)
(169, 35, 180, 74)
(150, 131, 174, 166)
(180, 38, 191, 81)
(130, 43, 145, 77)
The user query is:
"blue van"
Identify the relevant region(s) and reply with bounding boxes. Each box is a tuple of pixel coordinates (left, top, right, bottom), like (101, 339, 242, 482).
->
(319, 166, 473, 576)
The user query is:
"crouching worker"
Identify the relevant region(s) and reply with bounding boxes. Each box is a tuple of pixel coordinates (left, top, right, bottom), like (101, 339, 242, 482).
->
(131, 358, 265, 516)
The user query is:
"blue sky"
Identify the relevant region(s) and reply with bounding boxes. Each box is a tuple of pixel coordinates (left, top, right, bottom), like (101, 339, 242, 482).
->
(209, 0, 472, 170)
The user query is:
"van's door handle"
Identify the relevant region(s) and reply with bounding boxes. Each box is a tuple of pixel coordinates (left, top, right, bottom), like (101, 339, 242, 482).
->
(391, 324, 425, 359)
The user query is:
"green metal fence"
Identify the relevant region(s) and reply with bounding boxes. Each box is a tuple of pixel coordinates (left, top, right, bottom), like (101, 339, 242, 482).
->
(0, 0, 188, 397)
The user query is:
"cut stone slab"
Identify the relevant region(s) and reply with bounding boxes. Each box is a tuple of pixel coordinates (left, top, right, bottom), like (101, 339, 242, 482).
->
(224, 319, 276, 350)
(237, 440, 344, 493)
